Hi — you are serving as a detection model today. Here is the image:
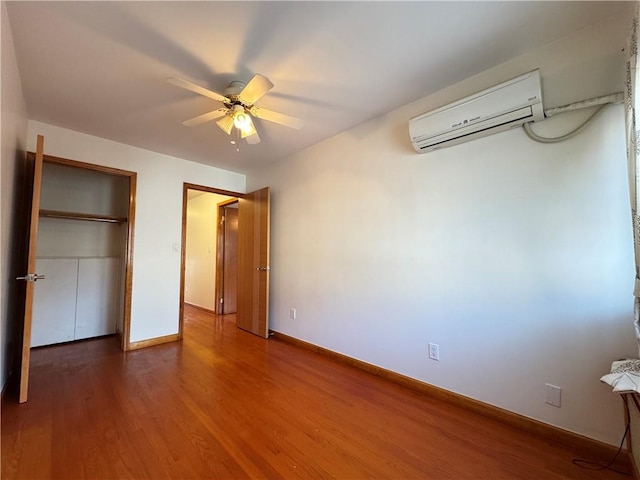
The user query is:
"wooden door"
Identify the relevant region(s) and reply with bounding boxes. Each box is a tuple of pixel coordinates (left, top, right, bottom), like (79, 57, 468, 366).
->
(222, 206, 238, 314)
(236, 187, 270, 338)
(17, 135, 45, 403)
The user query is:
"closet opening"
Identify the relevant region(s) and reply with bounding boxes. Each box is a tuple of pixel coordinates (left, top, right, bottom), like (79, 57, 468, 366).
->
(32, 155, 136, 352)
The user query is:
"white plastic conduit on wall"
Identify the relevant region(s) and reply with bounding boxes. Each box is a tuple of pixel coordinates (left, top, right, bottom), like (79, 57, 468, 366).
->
(544, 93, 624, 117)
(524, 93, 625, 143)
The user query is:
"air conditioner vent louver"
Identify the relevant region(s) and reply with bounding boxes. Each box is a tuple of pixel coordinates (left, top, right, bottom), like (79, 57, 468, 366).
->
(409, 70, 544, 153)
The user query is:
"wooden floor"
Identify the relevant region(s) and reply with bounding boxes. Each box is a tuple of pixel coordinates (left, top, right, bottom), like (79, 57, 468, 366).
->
(1, 306, 628, 479)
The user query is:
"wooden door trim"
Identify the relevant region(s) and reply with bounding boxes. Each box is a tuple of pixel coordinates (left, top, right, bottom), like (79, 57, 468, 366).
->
(123, 173, 136, 351)
(34, 153, 137, 352)
(36, 153, 137, 177)
(215, 199, 238, 315)
(216, 198, 240, 208)
(215, 203, 225, 316)
(183, 182, 243, 198)
(179, 183, 244, 339)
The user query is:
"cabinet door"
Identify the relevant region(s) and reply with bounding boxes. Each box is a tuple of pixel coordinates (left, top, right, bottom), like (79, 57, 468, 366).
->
(31, 258, 78, 347)
(75, 258, 120, 340)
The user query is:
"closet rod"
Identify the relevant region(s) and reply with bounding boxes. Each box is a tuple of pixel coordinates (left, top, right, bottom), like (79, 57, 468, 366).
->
(39, 209, 127, 224)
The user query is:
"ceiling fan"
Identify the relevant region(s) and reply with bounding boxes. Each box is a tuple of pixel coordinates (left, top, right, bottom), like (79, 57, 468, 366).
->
(167, 74, 303, 145)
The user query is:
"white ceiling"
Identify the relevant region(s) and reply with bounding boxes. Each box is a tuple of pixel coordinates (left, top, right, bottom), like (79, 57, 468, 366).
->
(6, 1, 630, 175)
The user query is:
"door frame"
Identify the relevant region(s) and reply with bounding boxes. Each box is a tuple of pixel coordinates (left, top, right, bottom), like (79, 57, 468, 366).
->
(36, 153, 137, 352)
(215, 198, 239, 315)
(179, 183, 244, 339)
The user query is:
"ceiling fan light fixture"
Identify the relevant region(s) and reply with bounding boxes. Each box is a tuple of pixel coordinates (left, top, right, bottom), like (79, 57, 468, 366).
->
(231, 105, 251, 133)
(234, 112, 251, 131)
(216, 114, 235, 135)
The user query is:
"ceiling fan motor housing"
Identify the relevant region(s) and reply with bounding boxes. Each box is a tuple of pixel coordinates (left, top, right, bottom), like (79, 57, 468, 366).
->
(225, 81, 246, 102)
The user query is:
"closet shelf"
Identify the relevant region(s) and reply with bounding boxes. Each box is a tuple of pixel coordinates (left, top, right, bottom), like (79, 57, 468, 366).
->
(39, 209, 127, 224)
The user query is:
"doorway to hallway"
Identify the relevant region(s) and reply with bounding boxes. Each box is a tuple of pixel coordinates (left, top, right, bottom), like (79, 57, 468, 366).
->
(183, 189, 237, 315)
(179, 183, 271, 339)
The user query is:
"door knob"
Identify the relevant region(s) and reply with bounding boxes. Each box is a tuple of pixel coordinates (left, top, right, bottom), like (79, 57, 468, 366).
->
(256, 266, 270, 271)
(16, 273, 45, 282)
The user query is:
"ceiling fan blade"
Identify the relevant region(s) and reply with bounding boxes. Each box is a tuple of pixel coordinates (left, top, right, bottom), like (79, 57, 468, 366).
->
(237, 74, 274, 105)
(250, 106, 304, 129)
(167, 77, 228, 104)
(183, 108, 228, 127)
(216, 115, 234, 135)
(245, 131, 261, 145)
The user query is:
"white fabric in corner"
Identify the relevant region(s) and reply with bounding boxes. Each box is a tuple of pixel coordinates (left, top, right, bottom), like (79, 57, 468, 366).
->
(601, 359, 640, 394)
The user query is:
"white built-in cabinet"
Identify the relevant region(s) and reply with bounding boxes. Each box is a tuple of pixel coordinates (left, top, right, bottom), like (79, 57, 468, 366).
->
(32, 162, 129, 348)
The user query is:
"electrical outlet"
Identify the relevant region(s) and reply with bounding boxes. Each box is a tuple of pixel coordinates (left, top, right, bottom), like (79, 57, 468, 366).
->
(545, 383, 562, 407)
(428, 343, 440, 361)
(290, 308, 296, 320)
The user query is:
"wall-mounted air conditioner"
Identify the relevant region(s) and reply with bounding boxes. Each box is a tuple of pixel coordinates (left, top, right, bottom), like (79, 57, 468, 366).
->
(409, 69, 544, 153)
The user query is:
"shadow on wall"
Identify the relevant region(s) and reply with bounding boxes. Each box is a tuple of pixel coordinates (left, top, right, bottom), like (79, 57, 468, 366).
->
(4, 148, 30, 397)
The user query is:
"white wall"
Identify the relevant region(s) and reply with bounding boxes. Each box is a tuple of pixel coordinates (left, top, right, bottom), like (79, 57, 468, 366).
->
(247, 11, 636, 445)
(185, 192, 230, 310)
(1, 1, 28, 390)
(26, 121, 245, 343)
